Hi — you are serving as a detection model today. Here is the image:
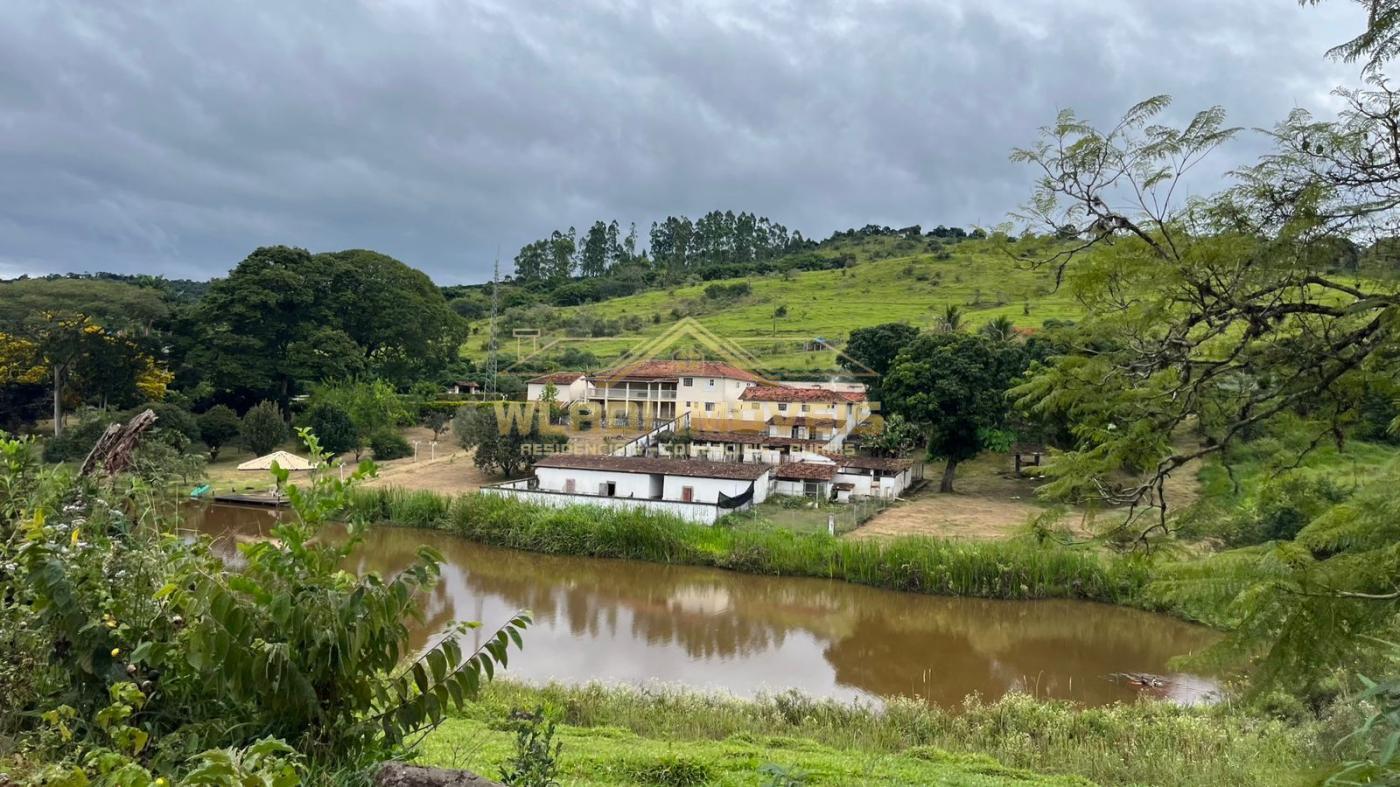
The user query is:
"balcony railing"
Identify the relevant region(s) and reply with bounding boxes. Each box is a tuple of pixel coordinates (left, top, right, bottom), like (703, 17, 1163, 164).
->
(587, 386, 677, 401)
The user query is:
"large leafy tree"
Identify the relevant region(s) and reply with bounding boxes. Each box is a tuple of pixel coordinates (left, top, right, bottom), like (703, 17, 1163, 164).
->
(317, 250, 465, 385)
(883, 333, 1028, 492)
(452, 405, 564, 477)
(189, 247, 465, 409)
(840, 322, 919, 402)
(1009, 94, 1400, 539)
(0, 279, 173, 435)
(1006, 59, 1400, 695)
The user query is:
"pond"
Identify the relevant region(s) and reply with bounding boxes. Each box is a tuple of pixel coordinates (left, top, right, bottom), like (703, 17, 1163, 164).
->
(187, 503, 1221, 708)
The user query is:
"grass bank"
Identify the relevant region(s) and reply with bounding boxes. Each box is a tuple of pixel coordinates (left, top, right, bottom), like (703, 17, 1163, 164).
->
(418, 681, 1323, 787)
(344, 488, 1151, 603)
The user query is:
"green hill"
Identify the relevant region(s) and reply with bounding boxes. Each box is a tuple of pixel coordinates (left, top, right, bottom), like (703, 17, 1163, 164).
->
(468, 235, 1081, 377)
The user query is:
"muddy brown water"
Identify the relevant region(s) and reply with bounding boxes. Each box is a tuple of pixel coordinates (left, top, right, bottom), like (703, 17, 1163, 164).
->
(186, 503, 1221, 708)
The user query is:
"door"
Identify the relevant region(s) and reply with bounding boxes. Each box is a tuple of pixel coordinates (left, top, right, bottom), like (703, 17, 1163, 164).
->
(681, 485, 694, 502)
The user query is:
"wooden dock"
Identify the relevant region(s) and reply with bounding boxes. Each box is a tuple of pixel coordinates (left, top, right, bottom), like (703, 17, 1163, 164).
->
(210, 492, 289, 507)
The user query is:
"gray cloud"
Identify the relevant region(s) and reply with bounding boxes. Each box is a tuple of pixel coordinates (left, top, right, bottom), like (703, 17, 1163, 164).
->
(0, 0, 1366, 282)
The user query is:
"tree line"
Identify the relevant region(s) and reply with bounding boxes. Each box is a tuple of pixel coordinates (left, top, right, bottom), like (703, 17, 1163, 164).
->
(0, 246, 468, 436)
(511, 210, 811, 283)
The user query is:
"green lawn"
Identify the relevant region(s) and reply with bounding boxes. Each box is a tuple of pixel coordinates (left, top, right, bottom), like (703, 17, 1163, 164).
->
(412, 681, 1319, 787)
(723, 496, 891, 535)
(418, 716, 1090, 787)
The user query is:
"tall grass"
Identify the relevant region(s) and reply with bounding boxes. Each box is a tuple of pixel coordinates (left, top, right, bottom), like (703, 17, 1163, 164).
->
(439, 680, 1323, 787)
(344, 488, 1150, 603)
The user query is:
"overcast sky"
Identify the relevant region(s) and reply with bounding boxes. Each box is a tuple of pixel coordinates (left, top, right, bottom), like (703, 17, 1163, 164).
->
(0, 1, 1368, 284)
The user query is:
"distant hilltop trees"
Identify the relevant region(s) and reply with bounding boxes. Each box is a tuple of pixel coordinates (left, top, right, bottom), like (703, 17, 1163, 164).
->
(511, 211, 813, 283)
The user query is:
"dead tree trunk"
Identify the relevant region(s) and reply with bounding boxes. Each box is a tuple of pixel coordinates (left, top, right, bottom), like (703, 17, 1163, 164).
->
(374, 763, 501, 787)
(80, 409, 158, 478)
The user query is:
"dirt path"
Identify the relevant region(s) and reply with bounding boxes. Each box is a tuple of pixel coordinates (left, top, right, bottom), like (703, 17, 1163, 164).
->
(847, 452, 1205, 542)
(847, 491, 1053, 540)
(361, 425, 647, 494)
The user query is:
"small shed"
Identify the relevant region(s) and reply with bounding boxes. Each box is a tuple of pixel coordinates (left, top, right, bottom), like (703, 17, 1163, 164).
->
(773, 461, 838, 500)
(447, 380, 481, 395)
(237, 451, 315, 472)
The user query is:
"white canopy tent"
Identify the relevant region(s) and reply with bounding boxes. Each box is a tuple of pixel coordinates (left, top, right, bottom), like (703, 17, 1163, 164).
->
(236, 451, 315, 472)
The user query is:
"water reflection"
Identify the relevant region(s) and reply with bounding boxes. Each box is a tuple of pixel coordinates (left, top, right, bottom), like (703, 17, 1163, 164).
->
(187, 504, 1220, 708)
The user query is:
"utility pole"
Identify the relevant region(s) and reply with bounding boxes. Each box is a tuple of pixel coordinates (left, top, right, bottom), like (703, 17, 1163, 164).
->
(488, 250, 499, 396)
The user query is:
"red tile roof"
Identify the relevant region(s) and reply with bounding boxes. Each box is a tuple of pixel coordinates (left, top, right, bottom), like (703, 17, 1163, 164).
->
(824, 453, 916, 472)
(774, 462, 838, 481)
(534, 454, 773, 480)
(767, 415, 841, 428)
(594, 360, 769, 384)
(687, 430, 825, 448)
(528, 372, 586, 384)
(740, 386, 867, 403)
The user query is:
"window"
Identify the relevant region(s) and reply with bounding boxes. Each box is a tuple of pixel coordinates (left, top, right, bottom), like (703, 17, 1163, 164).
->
(564, 478, 576, 493)
(681, 486, 694, 502)
(683, 377, 693, 386)
(801, 404, 809, 413)
(846, 403, 853, 415)
(707, 378, 715, 389)
(778, 403, 788, 412)
(704, 402, 714, 412)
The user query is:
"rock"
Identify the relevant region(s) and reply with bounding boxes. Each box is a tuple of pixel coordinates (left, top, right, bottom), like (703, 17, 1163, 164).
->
(373, 763, 502, 787)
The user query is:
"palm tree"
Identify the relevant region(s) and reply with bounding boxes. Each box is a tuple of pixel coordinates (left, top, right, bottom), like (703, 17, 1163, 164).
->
(938, 304, 963, 333)
(980, 316, 1016, 343)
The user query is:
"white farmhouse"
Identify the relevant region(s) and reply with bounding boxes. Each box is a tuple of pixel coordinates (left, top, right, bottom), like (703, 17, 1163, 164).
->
(829, 454, 918, 499)
(526, 372, 588, 404)
(482, 454, 772, 525)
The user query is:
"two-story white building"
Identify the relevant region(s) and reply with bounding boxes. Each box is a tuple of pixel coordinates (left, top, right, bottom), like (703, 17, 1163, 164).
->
(566, 360, 770, 428)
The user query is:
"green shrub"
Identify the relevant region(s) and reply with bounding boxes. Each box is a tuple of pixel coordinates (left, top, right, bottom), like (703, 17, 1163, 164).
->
(198, 404, 242, 461)
(240, 400, 286, 455)
(448, 681, 1324, 787)
(41, 417, 111, 462)
(0, 430, 528, 780)
(140, 401, 200, 445)
(304, 402, 358, 457)
(621, 753, 713, 786)
(369, 429, 412, 460)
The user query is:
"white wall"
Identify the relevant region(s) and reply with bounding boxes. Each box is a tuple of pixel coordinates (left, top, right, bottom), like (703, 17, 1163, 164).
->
(480, 486, 725, 525)
(832, 468, 910, 499)
(536, 466, 656, 498)
(773, 478, 830, 498)
(682, 442, 783, 465)
(662, 471, 769, 505)
(527, 378, 587, 403)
